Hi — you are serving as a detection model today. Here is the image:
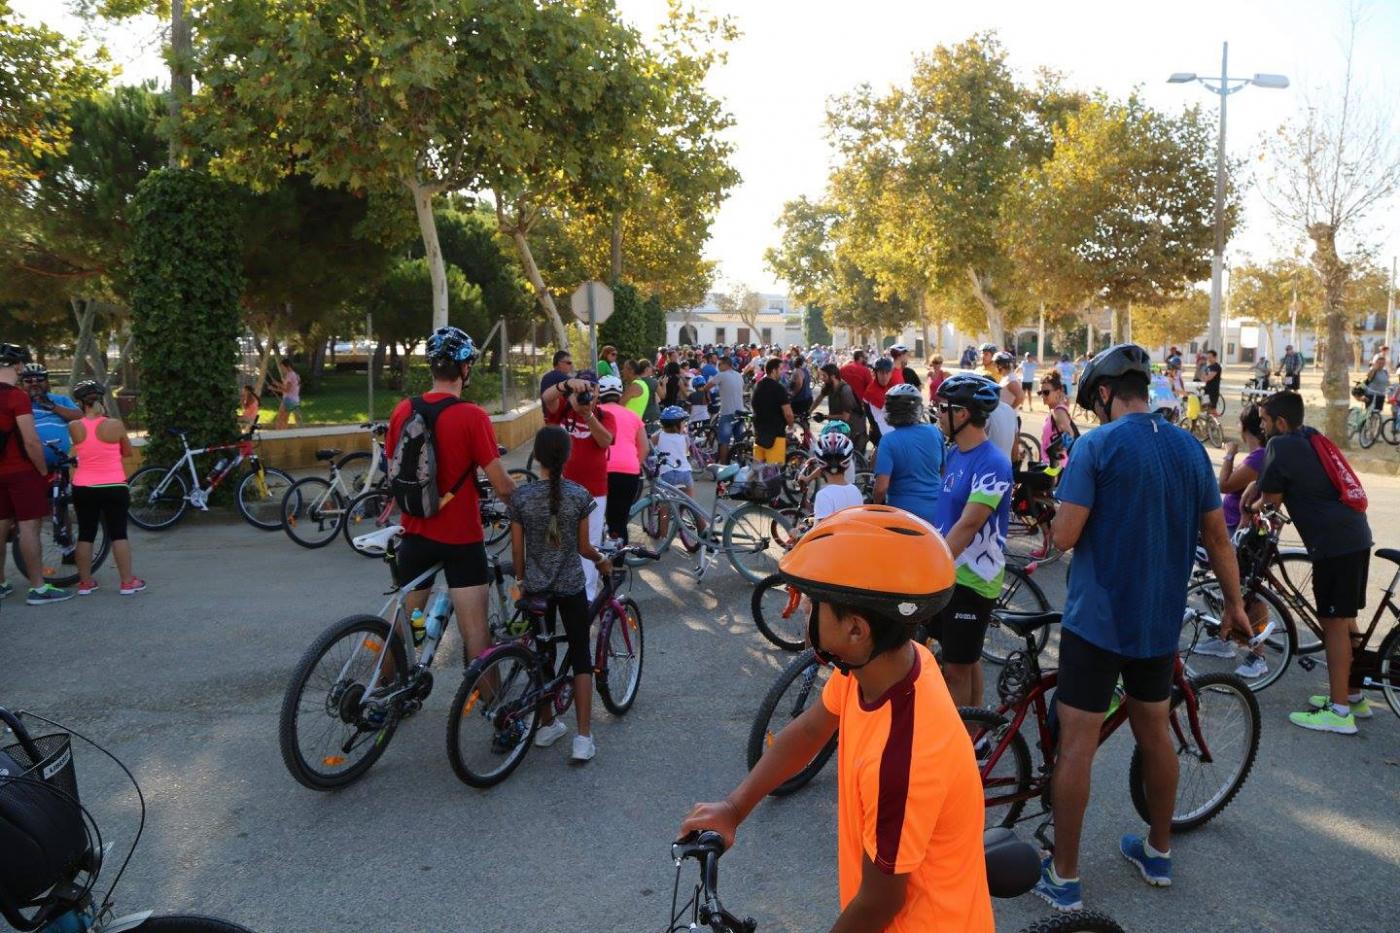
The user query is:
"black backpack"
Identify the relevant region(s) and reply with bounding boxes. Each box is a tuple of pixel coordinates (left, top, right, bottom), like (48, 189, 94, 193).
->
(388, 396, 467, 518)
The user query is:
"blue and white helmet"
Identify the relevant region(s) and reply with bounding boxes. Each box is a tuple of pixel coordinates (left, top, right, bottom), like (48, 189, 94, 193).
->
(691, 375, 708, 390)
(425, 326, 477, 364)
(659, 405, 689, 424)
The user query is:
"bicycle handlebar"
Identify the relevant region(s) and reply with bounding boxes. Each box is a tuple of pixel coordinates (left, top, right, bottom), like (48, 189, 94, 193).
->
(0, 706, 41, 762)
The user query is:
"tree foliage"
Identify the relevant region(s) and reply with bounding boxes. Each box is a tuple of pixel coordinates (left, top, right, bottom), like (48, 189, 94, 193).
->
(598, 281, 650, 366)
(1134, 290, 1208, 352)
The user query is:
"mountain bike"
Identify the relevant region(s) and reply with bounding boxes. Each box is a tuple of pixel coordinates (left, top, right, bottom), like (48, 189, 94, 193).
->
(1181, 508, 1400, 714)
(1348, 385, 1384, 449)
(1005, 463, 1062, 569)
(277, 532, 516, 790)
(966, 610, 1260, 834)
(8, 442, 110, 587)
(127, 424, 292, 531)
(665, 829, 1125, 933)
(280, 427, 389, 548)
(625, 459, 790, 585)
(445, 542, 659, 787)
(0, 707, 256, 932)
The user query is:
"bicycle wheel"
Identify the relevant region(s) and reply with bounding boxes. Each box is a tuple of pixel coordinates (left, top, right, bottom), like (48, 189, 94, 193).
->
(335, 450, 375, 496)
(1206, 418, 1224, 449)
(1005, 510, 1052, 568)
(341, 489, 400, 556)
(127, 466, 188, 530)
(236, 466, 294, 530)
(854, 471, 876, 503)
(751, 573, 808, 652)
(982, 566, 1052, 664)
(127, 916, 256, 932)
(1015, 432, 1041, 463)
(625, 495, 677, 565)
(1272, 550, 1322, 654)
(278, 613, 410, 790)
(446, 644, 542, 788)
(780, 451, 808, 506)
(1377, 626, 1400, 718)
(1357, 410, 1380, 448)
(282, 477, 348, 549)
(12, 503, 109, 587)
(597, 596, 644, 715)
(1180, 580, 1294, 692)
(959, 707, 1031, 829)
(673, 501, 707, 554)
(1016, 909, 1126, 933)
(1128, 671, 1260, 832)
(724, 503, 791, 583)
(1382, 414, 1400, 446)
(745, 648, 837, 797)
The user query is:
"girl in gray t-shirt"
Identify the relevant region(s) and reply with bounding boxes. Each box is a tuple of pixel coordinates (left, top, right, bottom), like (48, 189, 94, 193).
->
(507, 426, 613, 762)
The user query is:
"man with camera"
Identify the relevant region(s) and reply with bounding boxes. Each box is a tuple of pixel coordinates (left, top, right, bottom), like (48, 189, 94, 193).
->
(541, 370, 615, 599)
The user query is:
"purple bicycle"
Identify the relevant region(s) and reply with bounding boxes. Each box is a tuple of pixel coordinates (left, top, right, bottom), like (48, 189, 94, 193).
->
(446, 543, 658, 787)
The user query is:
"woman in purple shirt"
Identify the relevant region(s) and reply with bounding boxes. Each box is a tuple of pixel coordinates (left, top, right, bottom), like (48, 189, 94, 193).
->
(1219, 404, 1267, 533)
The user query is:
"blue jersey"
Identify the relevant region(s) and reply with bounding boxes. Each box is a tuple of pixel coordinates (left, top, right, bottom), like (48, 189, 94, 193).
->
(33, 393, 75, 465)
(933, 440, 1012, 599)
(873, 423, 945, 527)
(1055, 411, 1221, 657)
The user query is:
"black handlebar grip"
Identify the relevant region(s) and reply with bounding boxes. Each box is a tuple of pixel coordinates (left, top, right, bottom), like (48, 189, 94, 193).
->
(0, 707, 41, 763)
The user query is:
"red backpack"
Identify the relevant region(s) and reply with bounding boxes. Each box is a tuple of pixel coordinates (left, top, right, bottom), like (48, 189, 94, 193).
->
(1302, 427, 1367, 512)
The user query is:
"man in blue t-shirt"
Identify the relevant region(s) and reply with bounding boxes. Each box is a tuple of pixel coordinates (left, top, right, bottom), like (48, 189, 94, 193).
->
(20, 365, 80, 468)
(871, 383, 943, 526)
(930, 374, 1011, 709)
(700, 352, 719, 381)
(1033, 345, 1250, 913)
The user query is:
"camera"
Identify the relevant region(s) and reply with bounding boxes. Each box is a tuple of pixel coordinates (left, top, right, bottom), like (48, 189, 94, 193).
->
(576, 390, 594, 405)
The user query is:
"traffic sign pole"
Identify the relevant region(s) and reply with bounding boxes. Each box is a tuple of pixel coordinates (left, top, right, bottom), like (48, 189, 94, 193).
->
(587, 282, 597, 370)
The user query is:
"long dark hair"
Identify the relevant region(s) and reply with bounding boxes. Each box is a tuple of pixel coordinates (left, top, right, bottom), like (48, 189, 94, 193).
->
(532, 425, 572, 547)
(1240, 403, 1266, 444)
(662, 361, 683, 406)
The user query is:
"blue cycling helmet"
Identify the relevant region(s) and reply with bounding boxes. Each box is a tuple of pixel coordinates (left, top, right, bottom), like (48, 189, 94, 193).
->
(936, 373, 1001, 414)
(425, 326, 477, 364)
(691, 375, 707, 390)
(659, 405, 689, 423)
(820, 418, 850, 436)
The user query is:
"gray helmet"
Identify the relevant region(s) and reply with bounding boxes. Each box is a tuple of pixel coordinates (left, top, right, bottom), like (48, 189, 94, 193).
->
(72, 380, 105, 405)
(0, 344, 31, 367)
(884, 382, 924, 427)
(1075, 343, 1152, 411)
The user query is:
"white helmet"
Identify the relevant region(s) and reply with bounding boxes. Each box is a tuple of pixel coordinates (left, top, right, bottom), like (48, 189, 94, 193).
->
(815, 431, 854, 470)
(597, 374, 624, 399)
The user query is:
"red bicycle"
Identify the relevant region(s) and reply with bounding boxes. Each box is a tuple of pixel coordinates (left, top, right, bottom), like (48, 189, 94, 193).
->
(966, 610, 1261, 835)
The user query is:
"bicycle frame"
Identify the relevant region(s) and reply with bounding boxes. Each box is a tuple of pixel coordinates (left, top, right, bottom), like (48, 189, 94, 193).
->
(148, 432, 263, 505)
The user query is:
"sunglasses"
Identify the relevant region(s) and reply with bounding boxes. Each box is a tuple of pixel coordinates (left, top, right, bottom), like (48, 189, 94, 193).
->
(21, 376, 46, 384)
(1037, 389, 1054, 397)
(936, 403, 965, 414)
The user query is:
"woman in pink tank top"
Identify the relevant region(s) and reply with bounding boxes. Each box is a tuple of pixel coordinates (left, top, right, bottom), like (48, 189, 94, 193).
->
(68, 381, 144, 596)
(597, 376, 647, 543)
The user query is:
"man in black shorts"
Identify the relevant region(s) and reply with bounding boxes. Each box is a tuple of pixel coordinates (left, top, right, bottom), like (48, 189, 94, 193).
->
(1250, 391, 1373, 734)
(386, 327, 517, 667)
(1037, 345, 1249, 910)
(1201, 350, 1222, 413)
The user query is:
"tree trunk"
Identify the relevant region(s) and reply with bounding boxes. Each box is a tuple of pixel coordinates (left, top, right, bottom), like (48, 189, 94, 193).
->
(168, 0, 192, 167)
(308, 335, 327, 388)
(510, 227, 571, 348)
(388, 343, 402, 391)
(253, 338, 274, 397)
(407, 178, 448, 329)
(967, 267, 1004, 347)
(610, 209, 623, 283)
(372, 340, 387, 381)
(1309, 223, 1352, 443)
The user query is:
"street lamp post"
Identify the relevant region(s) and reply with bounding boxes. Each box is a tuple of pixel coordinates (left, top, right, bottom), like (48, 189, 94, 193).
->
(1168, 42, 1288, 359)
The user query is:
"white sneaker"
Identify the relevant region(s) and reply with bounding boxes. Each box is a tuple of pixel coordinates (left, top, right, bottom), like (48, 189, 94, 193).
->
(534, 720, 568, 747)
(1234, 654, 1269, 680)
(1191, 636, 1237, 659)
(570, 734, 596, 763)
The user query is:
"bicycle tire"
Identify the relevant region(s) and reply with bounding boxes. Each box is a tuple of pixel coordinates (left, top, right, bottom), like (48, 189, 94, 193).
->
(1015, 432, 1041, 463)
(127, 466, 189, 530)
(1015, 909, 1126, 933)
(11, 506, 109, 587)
(333, 450, 376, 497)
(1128, 671, 1260, 832)
(341, 489, 399, 556)
(236, 466, 294, 530)
(597, 596, 644, 715)
(1272, 550, 1323, 654)
(278, 614, 409, 791)
(745, 648, 837, 797)
(1377, 625, 1400, 719)
(1382, 415, 1400, 446)
(959, 706, 1031, 829)
(1207, 418, 1224, 449)
(752, 573, 808, 652)
(674, 501, 707, 554)
(724, 504, 791, 584)
(982, 566, 1052, 664)
(854, 471, 876, 504)
(1181, 580, 1295, 692)
(446, 644, 542, 788)
(281, 476, 348, 549)
(625, 496, 677, 565)
(1358, 412, 1380, 448)
(480, 469, 532, 546)
(126, 916, 257, 932)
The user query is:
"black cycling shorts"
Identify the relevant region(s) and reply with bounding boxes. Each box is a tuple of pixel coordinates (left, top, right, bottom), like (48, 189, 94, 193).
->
(1055, 628, 1174, 713)
(924, 584, 993, 666)
(1311, 549, 1369, 619)
(395, 535, 489, 591)
(74, 484, 129, 542)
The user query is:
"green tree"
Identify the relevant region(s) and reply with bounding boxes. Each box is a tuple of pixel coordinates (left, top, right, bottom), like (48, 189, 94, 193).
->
(764, 196, 839, 311)
(598, 281, 650, 366)
(804, 306, 832, 345)
(366, 256, 481, 386)
(1229, 255, 1320, 364)
(1135, 290, 1209, 353)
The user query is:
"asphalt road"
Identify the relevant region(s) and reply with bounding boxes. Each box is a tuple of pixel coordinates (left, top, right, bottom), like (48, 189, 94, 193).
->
(4, 439, 1398, 933)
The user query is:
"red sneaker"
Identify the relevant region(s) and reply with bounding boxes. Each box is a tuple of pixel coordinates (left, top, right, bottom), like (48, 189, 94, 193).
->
(77, 580, 99, 596)
(119, 578, 147, 595)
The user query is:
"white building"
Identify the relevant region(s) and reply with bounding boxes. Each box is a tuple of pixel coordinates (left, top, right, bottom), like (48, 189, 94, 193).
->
(666, 292, 804, 348)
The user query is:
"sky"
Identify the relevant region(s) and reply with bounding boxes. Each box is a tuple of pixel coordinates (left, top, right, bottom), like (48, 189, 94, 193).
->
(15, 0, 1400, 295)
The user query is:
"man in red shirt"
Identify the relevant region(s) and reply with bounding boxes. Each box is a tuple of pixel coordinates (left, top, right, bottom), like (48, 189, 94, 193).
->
(839, 350, 874, 407)
(0, 344, 69, 604)
(546, 371, 615, 599)
(385, 327, 516, 666)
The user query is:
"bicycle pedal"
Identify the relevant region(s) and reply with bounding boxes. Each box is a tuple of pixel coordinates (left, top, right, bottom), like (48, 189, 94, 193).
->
(1297, 656, 1318, 672)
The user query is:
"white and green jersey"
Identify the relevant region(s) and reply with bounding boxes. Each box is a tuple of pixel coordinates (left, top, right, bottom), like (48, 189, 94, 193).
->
(933, 440, 1013, 599)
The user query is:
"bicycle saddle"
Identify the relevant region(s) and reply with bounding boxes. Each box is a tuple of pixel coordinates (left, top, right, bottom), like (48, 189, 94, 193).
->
(315, 448, 342, 461)
(711, 463, 741, 483)
(995, 610, 1061, 637)
(983, 828, 1040, 899)
(1376, 548, 1400, 566)
(514, 595, 549, 616)
(350, 524, 402, 557)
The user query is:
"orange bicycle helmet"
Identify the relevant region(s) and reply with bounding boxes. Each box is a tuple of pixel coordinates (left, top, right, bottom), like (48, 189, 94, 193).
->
(778, 505, 955, 624)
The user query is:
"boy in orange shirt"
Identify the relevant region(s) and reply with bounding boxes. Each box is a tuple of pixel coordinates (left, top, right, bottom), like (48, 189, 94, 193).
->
(679, 506, 994, 932)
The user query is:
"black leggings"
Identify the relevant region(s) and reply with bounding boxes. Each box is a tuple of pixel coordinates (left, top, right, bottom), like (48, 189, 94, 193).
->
(544, 590, 593, 678)
(74, 485, 129, 542)
(605, 472, 641, 543)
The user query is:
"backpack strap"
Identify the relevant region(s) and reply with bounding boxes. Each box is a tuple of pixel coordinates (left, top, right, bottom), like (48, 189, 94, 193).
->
(414, 395, 473, 505)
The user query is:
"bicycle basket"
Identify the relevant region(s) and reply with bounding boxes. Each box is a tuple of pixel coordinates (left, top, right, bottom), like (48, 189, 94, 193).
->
(726, 464, 782, 504)
(0, 728, 88, 908)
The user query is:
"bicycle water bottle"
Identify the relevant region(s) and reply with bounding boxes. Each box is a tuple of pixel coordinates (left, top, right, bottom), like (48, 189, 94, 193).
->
(208, 456, 229, 483)
(425, 590, 452, 641)
(408, 608, 427, 647)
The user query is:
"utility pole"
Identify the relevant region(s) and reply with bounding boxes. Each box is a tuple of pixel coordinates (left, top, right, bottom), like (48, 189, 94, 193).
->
(168, 0, 192, 167)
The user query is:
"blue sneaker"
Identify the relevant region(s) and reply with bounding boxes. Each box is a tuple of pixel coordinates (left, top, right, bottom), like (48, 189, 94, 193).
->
(1120, 834, 1172, 886)
(1032, 855, 1083, 911)
(0, 582, 13, 599)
